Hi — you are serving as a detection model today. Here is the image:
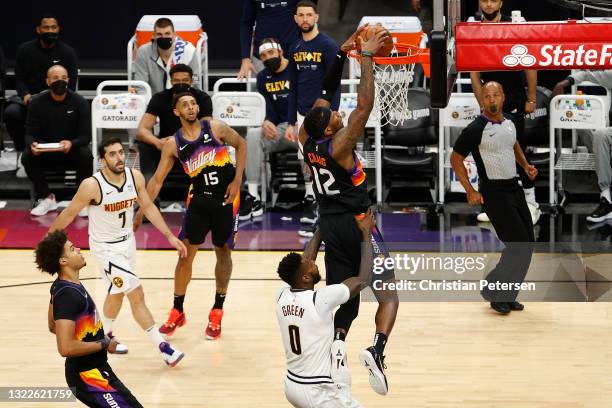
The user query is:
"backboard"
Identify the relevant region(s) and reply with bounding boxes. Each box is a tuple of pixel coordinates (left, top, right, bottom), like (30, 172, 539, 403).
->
(430, 0, 464, 108)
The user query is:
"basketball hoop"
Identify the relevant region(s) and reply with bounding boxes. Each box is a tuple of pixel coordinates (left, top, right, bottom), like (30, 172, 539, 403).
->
(348, 43, 430, 126)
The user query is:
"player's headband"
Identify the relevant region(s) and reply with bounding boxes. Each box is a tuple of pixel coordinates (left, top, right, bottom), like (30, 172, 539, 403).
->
(304, 107, 332, 140)
(259, 41, 281, 54)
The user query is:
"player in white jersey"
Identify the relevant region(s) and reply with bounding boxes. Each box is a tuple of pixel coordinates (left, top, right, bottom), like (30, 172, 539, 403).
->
(276, 209, 376, 408)
(50, 137, 188, 367)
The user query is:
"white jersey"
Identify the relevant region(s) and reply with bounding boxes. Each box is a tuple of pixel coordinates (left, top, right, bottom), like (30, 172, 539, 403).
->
(276, 283, 350, 381)
(89, 168, 138, 243)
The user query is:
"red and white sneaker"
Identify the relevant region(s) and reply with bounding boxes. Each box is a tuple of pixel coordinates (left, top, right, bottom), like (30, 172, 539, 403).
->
(159, 308, 186, 336)
(205, 308, 223, 340)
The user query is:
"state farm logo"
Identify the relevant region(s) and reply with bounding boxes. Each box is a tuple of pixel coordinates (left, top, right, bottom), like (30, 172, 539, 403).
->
(503, 45, 536, 67)
(500, 43, 612, 68)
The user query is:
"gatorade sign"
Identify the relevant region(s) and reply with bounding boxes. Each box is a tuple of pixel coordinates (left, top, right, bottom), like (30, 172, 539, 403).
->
(455, 20, 612, 71)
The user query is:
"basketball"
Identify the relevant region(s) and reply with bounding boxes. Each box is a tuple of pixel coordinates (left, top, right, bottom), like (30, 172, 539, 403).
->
(358, 23, 394, 57)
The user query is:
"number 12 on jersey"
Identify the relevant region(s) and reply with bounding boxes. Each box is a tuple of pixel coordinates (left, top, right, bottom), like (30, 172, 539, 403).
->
(311, 167, 340, 196)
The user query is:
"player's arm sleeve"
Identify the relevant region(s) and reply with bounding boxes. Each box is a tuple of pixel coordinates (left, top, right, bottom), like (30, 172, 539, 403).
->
(240, 0, 256, 59)
(452, 120, 482, 157)
(324, 39, 342, 110)
(287, 60, 298, 125)
(52, 288, 85, 321)
(72, 96, 91, 148)
(314, 284, 351, 317)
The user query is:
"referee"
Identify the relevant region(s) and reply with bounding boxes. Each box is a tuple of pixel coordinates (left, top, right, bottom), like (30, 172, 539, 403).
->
(451, 82, 537, 315)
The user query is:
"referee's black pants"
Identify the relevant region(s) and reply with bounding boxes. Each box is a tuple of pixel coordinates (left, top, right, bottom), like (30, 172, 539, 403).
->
(481, 179, 535, 302)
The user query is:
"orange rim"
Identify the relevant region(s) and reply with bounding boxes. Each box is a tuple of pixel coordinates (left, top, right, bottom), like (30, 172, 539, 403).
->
(348, 43, 430, 66)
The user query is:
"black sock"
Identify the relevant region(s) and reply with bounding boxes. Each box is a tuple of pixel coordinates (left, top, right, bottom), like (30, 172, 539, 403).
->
(173, 294, 185, 313)
(373, 332, 388, 355)
(213, 292, 226, 309)
(334, 330, 346, 342)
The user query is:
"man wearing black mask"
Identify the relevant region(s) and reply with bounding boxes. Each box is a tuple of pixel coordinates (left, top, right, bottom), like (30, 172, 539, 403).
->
(133, 18, 200, 95)
(22, 65, 92, 217)
(136, 64, 212, 182)
(241, 38, 310, 221)
(4, 14, 78, 160)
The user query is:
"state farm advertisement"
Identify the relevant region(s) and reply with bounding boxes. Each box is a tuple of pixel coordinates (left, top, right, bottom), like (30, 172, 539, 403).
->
(455, 21, 612, 71)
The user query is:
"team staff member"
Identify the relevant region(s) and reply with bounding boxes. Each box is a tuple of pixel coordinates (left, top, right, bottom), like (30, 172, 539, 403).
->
(5, 14, 78, 153)
(36, 231, 143, 407)
(451, 82, 537, 315)
(237, 0, 307, 79)
(470, 0, 539, 224)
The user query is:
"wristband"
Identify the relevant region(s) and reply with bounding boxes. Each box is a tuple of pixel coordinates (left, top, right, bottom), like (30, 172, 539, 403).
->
(566, 76, 575, 86)
(361, 50, 374, 58)
(98, 337, 110, 350)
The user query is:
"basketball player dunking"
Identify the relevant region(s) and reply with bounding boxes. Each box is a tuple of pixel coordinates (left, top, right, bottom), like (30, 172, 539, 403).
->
(276, 209, 375, 408)
(134, 92, 246, 340)
(50, 138, 187, 366)
(299, 28, 398, 395)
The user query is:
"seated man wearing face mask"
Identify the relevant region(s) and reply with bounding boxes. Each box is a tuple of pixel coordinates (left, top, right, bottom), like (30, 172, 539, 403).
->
(22, 65, 93, 217)
(4, 14, 78, 160)
(133, 17, 200, 95)
(136, 64, 213, 183)
(240, 38, 313, 221)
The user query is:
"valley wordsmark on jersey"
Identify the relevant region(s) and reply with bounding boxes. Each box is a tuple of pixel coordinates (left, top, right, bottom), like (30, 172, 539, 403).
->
(89, 168, 138, 243)
(175, 120, 236, 198)
(276, 283, 349, 381)
(302, 137, 369, 215)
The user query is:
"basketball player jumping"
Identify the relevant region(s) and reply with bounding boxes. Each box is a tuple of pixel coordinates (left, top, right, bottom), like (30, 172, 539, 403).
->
(134, 91, 246, 340)
(276, 209, 375, 408)
(50, 137, 187, 367)
(37, 230, 143, 407)
(299, 27, 398, 395)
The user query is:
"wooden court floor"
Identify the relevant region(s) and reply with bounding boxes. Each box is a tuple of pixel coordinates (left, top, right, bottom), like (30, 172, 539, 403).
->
(2, 249, 612, 407)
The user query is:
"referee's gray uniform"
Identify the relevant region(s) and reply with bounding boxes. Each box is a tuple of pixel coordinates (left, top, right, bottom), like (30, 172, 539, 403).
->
(454, 114, 535, 302)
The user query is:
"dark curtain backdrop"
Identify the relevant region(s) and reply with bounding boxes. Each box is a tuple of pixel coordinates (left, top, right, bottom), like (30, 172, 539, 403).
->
(0, 0, 244, 69)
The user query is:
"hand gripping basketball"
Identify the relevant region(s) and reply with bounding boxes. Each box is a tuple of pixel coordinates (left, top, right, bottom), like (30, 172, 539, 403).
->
(356, 24, 393, 57)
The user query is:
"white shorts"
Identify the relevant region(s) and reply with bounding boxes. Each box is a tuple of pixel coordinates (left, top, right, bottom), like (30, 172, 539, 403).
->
(90, 235, 139, 295)
(284, 378, 361, 408)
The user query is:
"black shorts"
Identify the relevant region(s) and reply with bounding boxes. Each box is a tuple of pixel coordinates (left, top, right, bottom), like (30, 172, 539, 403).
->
(65, 363, 142, 408)
(319, 212, 395, 287)
(178, 192, 239, 247)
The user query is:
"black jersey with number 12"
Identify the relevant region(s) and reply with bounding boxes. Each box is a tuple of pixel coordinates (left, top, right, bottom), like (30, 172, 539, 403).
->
(302, 137, 369, 215)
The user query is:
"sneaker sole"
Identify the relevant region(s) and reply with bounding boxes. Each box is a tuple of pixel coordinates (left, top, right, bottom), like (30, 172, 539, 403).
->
(252, 208, 264, 217)
(166, 352, 185, 367)
(586, 212, 612, 223)
(297, 231, 314, 238)
(300, 217, 317, 224)
(113, 349, 129, 355)
(358, 350, 388, 396)
(205, 333, 221, 340)
(238, 214, 252, 221)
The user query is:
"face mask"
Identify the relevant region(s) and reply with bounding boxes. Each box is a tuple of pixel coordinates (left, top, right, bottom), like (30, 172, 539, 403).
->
(263, 57, 282, 72)
(156, 37, 173, 50)
(482, 10, 499, 21)
(172, 83, 192, 94)
(40, 32, 58, 45)
(50, 80, 68, 95)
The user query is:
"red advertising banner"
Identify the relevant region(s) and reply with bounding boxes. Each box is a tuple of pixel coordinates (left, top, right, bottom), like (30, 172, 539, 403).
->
(455, 20, 612, 72)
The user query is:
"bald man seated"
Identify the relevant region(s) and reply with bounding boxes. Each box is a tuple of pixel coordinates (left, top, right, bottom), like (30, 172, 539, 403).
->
(22, 64, 93, 217)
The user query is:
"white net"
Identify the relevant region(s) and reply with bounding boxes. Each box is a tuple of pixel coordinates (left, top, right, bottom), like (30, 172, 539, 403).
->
(352, 46, 416, 127)
(373, 61, 415, 126)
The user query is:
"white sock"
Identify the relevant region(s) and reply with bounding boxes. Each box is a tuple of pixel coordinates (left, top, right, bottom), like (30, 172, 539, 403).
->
(304, 182, 314, 198)
(523, 187, 536, 204)
(247, 183, 260, 200)
(602, 188, 611, 203)
(146, 325, 166, 348)
(102, 316, 115, 334)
